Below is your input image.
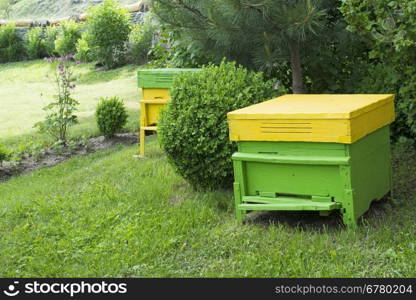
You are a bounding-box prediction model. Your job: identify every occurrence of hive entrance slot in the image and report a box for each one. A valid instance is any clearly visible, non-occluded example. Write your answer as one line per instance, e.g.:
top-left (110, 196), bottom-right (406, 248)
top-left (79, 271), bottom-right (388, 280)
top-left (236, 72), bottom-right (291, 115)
top-left (277, 193), bottom-right (312, 200)
top-left (257, 191), bottom-right (312, 200)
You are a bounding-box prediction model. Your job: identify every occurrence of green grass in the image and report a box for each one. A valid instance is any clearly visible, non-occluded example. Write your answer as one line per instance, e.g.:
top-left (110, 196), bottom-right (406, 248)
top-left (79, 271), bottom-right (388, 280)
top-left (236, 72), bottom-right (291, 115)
top-left (4, 0), bottom-right (138, 21)
top-left (0, 139), bottom-right (415, 277)
top-left (0, 60), bottom-right (140, 154)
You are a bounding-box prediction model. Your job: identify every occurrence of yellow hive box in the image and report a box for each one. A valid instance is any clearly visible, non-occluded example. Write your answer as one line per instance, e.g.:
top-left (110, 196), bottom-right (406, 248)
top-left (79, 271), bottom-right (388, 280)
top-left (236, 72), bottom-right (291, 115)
top-left (137, 69), bottom-right (201, 156)
top-left (228, 94), bottom-right (395, 144)
top-left (140, 88), bottom-right (170, 127)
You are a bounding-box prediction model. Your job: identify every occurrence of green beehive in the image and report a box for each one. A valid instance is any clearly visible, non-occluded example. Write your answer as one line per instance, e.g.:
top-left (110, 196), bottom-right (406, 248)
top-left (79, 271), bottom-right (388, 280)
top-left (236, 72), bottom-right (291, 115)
top-left (227, 94), bottom-right (395, 228)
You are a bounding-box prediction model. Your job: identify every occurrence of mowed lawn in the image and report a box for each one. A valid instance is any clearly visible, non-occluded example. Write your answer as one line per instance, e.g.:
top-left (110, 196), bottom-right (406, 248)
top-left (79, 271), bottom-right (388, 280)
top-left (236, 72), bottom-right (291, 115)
top-left (0, 140), bottom-right (415, 277)
top-left (0, 60), bottom-right (141, 152)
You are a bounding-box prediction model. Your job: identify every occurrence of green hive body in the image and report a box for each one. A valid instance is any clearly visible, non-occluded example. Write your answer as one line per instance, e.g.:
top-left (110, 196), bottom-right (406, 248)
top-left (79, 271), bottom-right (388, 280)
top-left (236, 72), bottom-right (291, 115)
top-left (137, 68), bottom-right (202, 89)
top-left (232, 126), bottom-right (392, 228)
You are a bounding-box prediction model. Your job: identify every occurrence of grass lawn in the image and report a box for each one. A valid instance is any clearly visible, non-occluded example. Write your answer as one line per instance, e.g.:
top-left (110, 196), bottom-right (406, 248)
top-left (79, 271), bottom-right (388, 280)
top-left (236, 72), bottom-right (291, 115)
top-left (0, 139), bottom-right (415, 277)
top-left (0, 59), bottom-right (415, 277)
top-left (6, 0), bottom-right (138, 21)
top-left (0, 60), bottom-right (140, 154)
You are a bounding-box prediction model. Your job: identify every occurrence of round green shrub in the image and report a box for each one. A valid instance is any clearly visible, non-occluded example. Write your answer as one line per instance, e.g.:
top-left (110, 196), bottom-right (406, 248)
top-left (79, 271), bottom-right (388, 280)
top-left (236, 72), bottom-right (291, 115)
top-left (95, 97), bottom-right (128, 137)
top-left (158, 61), bottom-right (277, 190)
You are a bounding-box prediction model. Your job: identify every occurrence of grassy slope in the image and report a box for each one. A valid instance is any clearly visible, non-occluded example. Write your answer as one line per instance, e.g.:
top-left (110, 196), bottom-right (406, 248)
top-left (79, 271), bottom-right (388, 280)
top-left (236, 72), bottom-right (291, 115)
top-left (6, 0), bottom-right (138, 20)
top-left (0, 60), bottom-right (140, 153)
top-left (0, 140), bottom-right (415, 277)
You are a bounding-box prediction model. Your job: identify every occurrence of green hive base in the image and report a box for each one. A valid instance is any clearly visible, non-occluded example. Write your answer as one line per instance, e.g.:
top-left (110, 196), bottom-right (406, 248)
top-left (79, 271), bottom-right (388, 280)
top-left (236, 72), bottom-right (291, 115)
top-left (232, 126), bottom-right (392, 229)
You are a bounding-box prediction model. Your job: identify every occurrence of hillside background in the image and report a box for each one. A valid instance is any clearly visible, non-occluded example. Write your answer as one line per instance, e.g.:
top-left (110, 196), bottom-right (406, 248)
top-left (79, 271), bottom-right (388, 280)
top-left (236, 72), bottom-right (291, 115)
top-left (3, 0), bottom-right (138, 20)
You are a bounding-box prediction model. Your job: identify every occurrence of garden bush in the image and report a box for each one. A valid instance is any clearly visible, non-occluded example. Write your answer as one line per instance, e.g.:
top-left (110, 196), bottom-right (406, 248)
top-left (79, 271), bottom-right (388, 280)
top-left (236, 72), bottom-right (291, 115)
top-left (341, 0), bottom-right (416, 140)
top-left (355, 63), bottom-right (416, 141)
top-left (55, 20), bottom-right (81, 56)
top-left (44, 26), bottom-right (58, 57)
top-left (75, 33), bottom-right (93, 62)
top-left (128, 15), bottom-right (155, 64)
top-left (0, 23), bottom-right (23, 63)
top-left (158, 61), bottom-right (277, 190)
top-left (95, 97), bottom-right (128, 138)
top-left (26, 27), bottom-right (46, 59)
top-left (84, 0), bottom-right (131, 69)
top-left (0, 144), bottom-right (10, 161)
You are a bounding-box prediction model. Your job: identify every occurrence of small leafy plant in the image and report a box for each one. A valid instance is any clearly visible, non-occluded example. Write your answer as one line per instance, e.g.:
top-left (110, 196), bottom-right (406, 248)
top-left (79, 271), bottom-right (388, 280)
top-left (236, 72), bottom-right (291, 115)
top-left (75, 33), bottom-right (93, 63)
top-left (0, 23), bottom-right (23, 63)
top-left (128, 14), bottom-right (155, 64)
top-left (55, 20), bottom-right (81, 56)
top-left (35, 55), bottom-right (79, 146)
top-left (0, 144), bottom-right (10, 162)
top-left (26, 27), bottom-right (46, 59)
top-left (44, 26), bottom-right (59, 57)
top-left (95, 97), bottom-right (128, 138)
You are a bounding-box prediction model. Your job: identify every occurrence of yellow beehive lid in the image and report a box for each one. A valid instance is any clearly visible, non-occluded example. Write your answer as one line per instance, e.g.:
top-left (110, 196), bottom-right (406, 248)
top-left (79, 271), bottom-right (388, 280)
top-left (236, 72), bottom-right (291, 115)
top-left (228, 94), bottom-right (395, 144)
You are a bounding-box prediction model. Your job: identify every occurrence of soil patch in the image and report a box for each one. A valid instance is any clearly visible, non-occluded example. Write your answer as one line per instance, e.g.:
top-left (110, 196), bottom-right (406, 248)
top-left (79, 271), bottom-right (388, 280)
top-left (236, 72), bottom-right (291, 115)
top-left (0, 133), bottom-right (138, 181)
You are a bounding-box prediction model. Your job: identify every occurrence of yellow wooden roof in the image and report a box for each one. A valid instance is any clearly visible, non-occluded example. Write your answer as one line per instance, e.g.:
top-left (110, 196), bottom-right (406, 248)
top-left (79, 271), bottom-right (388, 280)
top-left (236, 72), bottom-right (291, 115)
top-left (228, 94), bottom-right (395, 120)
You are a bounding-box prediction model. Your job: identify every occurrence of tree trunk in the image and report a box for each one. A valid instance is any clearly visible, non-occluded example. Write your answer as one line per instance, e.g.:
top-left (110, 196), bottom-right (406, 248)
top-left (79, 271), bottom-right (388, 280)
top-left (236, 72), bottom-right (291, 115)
top-left (288, 40), bottom-right (306, 94)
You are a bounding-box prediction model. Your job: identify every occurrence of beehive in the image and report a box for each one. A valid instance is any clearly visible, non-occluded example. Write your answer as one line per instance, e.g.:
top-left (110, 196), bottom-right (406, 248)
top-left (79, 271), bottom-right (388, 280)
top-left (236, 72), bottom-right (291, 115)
top-left (137, 68), bottom-right (201, 156)
top-left (228, 94), bottom-right (395, 228)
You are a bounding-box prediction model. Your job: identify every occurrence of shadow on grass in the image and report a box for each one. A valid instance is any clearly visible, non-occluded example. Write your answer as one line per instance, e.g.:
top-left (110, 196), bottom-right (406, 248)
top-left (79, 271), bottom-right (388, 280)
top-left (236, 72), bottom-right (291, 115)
top-left (249, 210), bottom-right (345, 232)
top-left (75, 64), bottom-right (140, 85)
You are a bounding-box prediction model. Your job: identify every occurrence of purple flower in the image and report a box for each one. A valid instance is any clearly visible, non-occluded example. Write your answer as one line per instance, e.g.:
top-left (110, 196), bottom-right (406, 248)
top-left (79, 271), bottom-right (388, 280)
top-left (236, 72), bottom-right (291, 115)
top-left (44, 57), bottom-right (55, 63)
top-left (69, 84), bottom-right (76, 89)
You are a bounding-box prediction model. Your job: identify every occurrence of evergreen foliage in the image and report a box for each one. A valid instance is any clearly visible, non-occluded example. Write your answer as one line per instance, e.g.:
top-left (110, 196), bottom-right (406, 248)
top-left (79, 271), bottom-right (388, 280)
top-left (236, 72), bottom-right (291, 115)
top-left (152, 0), bottom-right (325, 93)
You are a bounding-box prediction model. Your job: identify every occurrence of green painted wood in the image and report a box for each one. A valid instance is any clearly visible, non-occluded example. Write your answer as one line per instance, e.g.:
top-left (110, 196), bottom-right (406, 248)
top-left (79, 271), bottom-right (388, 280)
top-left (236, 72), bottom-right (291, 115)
top-left (239, 200), bottom-right (341, 211)
top-left (232, 152), bottom-right (350, 165)
top-left (238, 141), bottom-right (347, 157)
top-left (137, 68), bottom-right (202, 88)
top-left (232, 126), bottom-right (392, 229)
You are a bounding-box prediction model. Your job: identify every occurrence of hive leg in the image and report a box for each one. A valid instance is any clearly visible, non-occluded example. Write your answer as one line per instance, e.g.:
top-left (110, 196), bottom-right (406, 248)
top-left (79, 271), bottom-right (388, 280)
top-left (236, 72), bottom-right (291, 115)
top-left (139, 128), bottom-right (145, 157)
top-left (342, 208), bottom-right (358, 230)
top-left (342, 190), bottom-right (358, 230)
top-left (234, 182), bottom-right (246, 223)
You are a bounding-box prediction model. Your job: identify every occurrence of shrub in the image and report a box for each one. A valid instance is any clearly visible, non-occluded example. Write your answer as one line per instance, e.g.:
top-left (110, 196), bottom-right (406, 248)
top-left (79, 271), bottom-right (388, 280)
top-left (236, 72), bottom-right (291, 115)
top-left (95, 97), bottom-right (128, 137)
top-left (356, 63), bottom-right (416, 141)
top-left (44, 26), bottom-right (59, 57)
top-left (55, 20), bottom-right (81, 56)
top-left (158, 61), bottom-right (278, 190)
top-left (128, 16), bottom-right (155, 64)
top-left (85, 0), bottom-right (131, 69)
top-left (26, 27), bottom-right (46, 59)
top-left (35, 56), bottom-right (79, 145)
top-left (0, 144), bottom-right (10, 161)
top-left (75, 33), bottom-right (93, 62)
top-left (0, 23), bottom-right (23, 63)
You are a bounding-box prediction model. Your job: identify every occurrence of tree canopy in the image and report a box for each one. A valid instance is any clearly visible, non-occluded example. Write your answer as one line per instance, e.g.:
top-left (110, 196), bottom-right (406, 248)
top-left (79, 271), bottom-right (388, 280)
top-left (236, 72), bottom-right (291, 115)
top-left (152, 0), bottom-right (325, 93)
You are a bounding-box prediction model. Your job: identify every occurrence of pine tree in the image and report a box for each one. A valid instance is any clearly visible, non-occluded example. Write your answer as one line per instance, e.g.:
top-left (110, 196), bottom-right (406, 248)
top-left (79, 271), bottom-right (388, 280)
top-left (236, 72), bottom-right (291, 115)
top-left (151, 0), bottom-right (325, 93)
